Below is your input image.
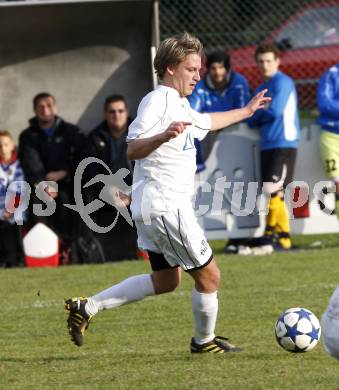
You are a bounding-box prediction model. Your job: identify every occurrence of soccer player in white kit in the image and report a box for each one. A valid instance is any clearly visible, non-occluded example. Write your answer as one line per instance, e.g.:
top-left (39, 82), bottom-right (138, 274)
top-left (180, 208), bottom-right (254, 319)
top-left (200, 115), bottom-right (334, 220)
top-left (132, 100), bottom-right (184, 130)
top-left (65, 32), bottom-right (270, 353)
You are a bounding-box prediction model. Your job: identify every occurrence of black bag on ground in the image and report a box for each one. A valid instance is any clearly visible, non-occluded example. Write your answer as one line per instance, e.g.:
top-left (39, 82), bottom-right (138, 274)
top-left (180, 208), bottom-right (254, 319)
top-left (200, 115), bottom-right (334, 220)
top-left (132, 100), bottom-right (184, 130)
top-left (71, 222), bottom-right (106, 264)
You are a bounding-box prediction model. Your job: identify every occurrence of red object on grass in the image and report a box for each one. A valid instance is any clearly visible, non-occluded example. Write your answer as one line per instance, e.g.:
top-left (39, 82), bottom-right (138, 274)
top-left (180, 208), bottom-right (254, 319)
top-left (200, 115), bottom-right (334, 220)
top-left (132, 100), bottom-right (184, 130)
top-left (25, 251), bottom-right (59, 267)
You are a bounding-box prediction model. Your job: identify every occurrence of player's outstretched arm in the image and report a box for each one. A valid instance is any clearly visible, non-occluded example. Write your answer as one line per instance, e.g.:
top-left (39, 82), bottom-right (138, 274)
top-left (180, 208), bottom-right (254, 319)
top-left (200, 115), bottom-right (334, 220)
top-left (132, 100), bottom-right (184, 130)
top-left (210, 89), bottom-right (271, 131)
top-left (127, 121), bottom-right (191, 160)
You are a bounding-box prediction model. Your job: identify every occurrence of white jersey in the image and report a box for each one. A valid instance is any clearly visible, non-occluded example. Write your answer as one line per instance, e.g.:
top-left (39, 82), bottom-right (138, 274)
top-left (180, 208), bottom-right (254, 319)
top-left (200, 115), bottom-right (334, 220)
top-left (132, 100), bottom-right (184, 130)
top-left (127, 85), bottom-right (211, 222)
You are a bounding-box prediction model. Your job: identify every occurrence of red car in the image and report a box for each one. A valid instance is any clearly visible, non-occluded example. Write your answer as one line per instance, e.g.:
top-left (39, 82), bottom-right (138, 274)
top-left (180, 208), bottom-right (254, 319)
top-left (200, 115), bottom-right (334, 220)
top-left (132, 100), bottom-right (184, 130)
top-left (229, 1), bottom-right (339, 110)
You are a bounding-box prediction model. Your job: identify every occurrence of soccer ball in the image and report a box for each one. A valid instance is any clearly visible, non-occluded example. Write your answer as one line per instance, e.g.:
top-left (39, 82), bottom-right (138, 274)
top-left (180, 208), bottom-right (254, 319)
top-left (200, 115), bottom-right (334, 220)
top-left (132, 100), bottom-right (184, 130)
top-left (275, 307), bottom-right (321, 353)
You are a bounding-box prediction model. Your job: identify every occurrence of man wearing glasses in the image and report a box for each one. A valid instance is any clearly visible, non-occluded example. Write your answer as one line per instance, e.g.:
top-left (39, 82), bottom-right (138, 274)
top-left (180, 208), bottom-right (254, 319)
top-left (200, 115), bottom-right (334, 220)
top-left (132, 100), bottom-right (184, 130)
top-left (85, 94), bottom-right (137, 260)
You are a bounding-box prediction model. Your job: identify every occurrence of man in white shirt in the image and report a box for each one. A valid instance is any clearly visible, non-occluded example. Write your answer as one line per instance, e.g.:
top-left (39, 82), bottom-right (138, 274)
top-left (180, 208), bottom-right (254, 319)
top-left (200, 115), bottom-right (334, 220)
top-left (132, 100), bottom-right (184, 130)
top-left (65, 32), bottom-right (270, 353)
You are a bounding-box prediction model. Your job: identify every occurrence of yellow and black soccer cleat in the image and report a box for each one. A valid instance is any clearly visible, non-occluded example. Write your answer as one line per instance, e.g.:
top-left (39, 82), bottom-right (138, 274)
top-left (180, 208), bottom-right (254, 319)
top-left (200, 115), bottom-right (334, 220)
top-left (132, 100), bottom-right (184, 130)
top-left (190, 336), bottom-right (243, 354)
top-left (65, 297), bottom-right (92, 347)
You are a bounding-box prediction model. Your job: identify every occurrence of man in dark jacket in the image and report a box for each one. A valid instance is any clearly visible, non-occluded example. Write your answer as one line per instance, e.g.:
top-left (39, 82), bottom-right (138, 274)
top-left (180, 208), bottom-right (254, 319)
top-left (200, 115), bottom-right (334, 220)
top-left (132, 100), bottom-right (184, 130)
top-left (86, 94), bottom-right (137, 261)
top-left (19, 92), bottom-right (83, 261)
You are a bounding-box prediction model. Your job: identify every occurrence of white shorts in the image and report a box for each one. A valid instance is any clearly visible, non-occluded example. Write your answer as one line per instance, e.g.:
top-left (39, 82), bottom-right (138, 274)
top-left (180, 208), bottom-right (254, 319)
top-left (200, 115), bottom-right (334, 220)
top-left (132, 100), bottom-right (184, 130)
top-left (135, 207), bottom-right (213, 272)
top-left (322, 286), bottom-right (339, 360)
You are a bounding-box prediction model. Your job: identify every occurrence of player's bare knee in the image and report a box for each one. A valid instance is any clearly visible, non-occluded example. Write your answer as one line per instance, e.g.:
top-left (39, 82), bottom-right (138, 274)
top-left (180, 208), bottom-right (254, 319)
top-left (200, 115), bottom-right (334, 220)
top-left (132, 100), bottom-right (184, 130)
top-left (161, 279), bottom-right (180, 294)
top-left (200, 274), bottom-right (220, 292)
top-left (151, 269), bottom-right (181, 294)
top-left (195, 280), bottom-right (218, 293)
top-left (212, 267), bottom-right (221, 288)
top-left (153, 279), bottom-right (179, 294)
top-left (206, 267), bottom-right (220, 289)
top-left (193, 264), bottom-right (220, 293)
top-left (190, 258), bottom-right (220, 291)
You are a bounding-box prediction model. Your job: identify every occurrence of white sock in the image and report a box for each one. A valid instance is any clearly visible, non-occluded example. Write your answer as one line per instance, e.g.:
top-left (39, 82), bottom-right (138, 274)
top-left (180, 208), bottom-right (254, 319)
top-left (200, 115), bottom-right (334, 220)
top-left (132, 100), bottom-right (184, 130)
top-left (191, 287), bottom-right (218, 345)
top-left (85, 274), bottom-right (155, 316)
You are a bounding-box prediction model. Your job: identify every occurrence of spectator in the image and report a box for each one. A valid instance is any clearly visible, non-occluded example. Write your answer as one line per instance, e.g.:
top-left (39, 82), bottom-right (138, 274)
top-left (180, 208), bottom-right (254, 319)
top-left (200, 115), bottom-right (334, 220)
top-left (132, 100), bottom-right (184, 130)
top-left (18, 92), bottom-right (83, 263)
top-left (188, 50), bottom-right (250, 172)
top-left (248, 44), bottom-right (300, 252)
top-left (317, 64), bottom-right (339, 221)
top-left (85, 94), bottom-right (137, 261)
top-left (0, 130), bottom-right (25, 267)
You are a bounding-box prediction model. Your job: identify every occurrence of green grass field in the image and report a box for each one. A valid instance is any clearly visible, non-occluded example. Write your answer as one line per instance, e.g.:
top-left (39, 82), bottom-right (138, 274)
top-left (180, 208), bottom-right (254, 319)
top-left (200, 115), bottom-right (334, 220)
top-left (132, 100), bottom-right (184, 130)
top-left (1, 235), bottom-right (339, 389)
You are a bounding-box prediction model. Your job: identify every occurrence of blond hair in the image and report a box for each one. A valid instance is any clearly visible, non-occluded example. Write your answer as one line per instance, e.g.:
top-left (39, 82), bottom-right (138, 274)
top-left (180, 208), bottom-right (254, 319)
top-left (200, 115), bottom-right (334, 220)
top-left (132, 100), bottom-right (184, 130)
top-left (0, 130), bottom-right (13, 140)
top-left (154, 32), bottom-right (203, 79)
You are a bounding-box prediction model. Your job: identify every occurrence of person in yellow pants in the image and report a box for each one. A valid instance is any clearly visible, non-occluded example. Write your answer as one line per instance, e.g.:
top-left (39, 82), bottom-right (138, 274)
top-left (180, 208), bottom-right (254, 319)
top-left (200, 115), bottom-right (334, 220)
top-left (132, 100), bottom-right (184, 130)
top-left (319, 131), bottom-right (339, 218)
top-left (317, 64), bottom-right (339, 220)
top-left (261, 150), bottom-right (296, 250)
top-left (248, 43), bottom-right (300, 252)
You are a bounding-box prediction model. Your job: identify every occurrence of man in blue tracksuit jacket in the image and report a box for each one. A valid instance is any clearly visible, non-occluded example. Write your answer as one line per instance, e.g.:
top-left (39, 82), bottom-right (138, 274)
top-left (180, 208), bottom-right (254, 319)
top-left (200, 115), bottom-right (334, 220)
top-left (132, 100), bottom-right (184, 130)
top-left (188, 50), bottom-right (250, 172)
top-left (248, 43), bottom-right (300, 251)
top-left (317, 64), bottom-right (339, 220)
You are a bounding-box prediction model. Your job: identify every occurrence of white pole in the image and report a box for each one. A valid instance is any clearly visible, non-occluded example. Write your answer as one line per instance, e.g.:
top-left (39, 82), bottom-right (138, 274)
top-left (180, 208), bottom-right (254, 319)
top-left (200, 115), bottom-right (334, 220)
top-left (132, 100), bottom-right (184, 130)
top-left (151, 0), bottom-right (160, 88)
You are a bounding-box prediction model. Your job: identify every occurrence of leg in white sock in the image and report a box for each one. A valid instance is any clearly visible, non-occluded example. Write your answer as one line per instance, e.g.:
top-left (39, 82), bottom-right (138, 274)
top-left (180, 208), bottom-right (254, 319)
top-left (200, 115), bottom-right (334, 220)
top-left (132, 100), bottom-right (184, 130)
top-left (85, 274), bottom-right (155, 316)
top-left (191, 287), bottom-right (218, 345)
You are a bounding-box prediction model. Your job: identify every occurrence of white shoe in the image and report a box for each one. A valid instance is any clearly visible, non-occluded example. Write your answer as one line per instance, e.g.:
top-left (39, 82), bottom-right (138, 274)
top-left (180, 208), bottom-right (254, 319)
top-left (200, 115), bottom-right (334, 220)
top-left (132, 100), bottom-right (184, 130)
top-left (251, 245), bottom-right (274, 256)
top-left (237, 246), bottom-right (253, 256)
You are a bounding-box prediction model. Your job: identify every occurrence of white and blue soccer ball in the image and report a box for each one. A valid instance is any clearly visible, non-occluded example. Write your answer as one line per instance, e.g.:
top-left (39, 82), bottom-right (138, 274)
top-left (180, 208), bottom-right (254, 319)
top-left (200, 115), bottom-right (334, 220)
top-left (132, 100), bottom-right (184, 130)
top-left (275, 307), bottom-right (321, 353)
